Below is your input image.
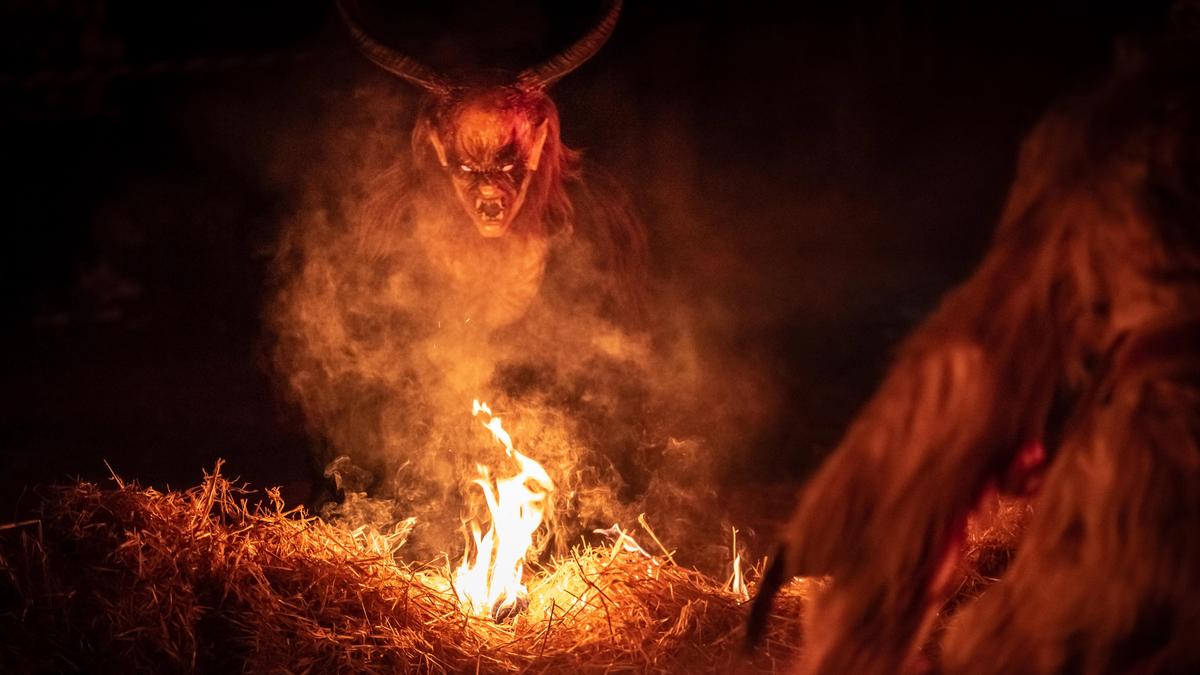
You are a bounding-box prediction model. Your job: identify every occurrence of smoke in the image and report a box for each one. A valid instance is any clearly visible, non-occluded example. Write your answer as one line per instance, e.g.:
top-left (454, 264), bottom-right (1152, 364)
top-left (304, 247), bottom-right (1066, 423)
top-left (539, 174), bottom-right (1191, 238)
top-left (256, 3), bottom-right (1050, 575)
top-left (246, 1), bottom-right (1082, 575)
top-left (255, 1), bottom-right (1042, 574)
top-left (263, 75), bottom-right (780, 571)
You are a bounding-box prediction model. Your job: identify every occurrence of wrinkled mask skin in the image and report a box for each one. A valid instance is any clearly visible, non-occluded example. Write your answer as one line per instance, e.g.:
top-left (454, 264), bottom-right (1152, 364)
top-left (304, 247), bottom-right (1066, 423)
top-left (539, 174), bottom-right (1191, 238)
top-left (425, 90), bottom-right (550, 238)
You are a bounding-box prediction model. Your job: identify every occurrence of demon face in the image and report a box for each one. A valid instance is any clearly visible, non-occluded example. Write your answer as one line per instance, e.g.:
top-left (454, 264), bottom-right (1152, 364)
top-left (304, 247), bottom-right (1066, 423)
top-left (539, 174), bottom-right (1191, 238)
top-left (425, 90), bottom-right (550, 238)
top-left (338, 0), bottom-right (621, 238)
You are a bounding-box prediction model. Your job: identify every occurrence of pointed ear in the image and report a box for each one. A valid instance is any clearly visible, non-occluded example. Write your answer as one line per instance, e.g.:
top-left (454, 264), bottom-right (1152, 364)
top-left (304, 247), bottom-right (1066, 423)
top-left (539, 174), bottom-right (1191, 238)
top-left (426, 126), bottom-right (449, 167)
top-left (526, 120), bottom-right (550, 172)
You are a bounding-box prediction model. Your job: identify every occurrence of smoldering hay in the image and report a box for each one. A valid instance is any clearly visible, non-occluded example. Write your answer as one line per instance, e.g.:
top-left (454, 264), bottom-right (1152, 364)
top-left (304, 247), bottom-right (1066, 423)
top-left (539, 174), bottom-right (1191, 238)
top-left (0, 462), bottom-right (1022, 673)
top-left (0, 463), bottom-right (808, 673)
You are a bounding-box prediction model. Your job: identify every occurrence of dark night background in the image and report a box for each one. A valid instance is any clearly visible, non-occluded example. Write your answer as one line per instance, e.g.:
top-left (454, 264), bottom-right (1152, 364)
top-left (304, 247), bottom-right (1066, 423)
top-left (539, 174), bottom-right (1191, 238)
top-left (0, 1), bottom-right (1174, 530)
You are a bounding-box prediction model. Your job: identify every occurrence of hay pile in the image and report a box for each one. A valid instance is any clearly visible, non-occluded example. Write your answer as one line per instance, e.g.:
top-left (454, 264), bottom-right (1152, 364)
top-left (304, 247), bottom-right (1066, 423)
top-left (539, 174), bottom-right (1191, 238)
top-left (955, 496), bottom-right (1032, 606)
top-left (0, 463), bottom-right (807, 673)
top-left (919, 494), bottom-right (1032, 663)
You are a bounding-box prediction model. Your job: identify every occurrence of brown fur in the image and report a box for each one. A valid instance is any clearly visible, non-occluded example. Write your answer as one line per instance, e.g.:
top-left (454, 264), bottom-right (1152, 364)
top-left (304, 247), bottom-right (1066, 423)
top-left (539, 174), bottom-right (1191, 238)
top-left (763, 45), bottom-right (1200, 674)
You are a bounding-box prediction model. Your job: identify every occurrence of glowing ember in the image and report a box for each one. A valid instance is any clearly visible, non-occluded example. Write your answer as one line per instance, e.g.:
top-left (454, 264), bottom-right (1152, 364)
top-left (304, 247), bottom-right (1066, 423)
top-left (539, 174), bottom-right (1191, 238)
top-left (454, 400), bottom-right (555, 620)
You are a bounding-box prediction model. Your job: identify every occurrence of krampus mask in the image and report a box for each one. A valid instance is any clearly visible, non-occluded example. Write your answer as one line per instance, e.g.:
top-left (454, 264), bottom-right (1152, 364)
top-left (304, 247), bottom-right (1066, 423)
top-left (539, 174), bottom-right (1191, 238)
top-left (337, 0), bottom-right (621, 238)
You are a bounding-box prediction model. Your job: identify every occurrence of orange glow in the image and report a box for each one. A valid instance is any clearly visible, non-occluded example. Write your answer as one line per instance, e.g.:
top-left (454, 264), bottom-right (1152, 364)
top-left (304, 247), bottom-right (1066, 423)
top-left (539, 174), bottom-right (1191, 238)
top-left (454, 400), bottom-right (555, 619)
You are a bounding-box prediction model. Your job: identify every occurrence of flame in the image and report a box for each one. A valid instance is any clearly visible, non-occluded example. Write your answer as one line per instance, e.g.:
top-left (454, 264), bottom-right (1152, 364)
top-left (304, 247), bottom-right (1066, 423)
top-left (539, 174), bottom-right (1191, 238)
top-left (454, 400), bottom-right (555, 620)
top-left (724, 526), bottom-right (749, 601)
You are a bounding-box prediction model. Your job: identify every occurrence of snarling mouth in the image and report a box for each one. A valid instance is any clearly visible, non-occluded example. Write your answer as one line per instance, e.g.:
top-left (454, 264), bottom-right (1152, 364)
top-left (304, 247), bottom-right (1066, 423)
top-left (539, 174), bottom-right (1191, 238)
top-left (475, 197), bottom-right (506, 223)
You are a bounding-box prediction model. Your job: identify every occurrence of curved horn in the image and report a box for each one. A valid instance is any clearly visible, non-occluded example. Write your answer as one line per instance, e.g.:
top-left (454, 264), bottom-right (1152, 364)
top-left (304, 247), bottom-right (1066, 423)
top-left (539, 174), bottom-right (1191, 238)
top-left (336, 0), bottom-right (452, 96)
top-left (518, 0), bottom-right (622, 90)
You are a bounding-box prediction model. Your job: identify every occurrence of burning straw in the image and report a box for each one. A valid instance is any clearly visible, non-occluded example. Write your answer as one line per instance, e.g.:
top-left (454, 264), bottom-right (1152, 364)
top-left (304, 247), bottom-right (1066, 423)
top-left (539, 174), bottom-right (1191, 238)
top-left (0, 462), bottom-right (807, 673)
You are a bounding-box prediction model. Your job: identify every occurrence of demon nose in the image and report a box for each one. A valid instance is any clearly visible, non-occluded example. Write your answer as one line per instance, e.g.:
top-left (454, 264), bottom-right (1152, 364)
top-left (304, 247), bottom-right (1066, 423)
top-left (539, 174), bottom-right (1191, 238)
top-left (479, 184), bottom-right (499, 198)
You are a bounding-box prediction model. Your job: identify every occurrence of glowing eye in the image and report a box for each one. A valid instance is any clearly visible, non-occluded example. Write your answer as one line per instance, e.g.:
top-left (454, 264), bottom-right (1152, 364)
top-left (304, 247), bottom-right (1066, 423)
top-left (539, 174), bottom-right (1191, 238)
top-left (459, 164), bottom-right (473, 173)
top-left (501, 164), bottom-right (514, 172)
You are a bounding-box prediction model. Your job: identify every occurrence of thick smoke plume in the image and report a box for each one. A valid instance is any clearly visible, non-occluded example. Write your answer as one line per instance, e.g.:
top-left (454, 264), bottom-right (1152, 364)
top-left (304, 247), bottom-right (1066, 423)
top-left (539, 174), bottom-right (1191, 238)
top-left (266, 79), bottom-right (777, 569)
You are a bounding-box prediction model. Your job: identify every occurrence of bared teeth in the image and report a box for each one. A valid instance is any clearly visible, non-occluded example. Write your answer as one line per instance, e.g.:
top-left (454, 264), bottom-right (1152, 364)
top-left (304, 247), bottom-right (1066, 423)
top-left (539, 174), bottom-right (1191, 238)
top-left (476, 197), bottom-right (505, 221)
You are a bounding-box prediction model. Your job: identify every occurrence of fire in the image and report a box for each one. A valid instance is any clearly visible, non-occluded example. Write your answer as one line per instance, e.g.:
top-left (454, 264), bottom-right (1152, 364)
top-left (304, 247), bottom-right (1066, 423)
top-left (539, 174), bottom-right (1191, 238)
top-left (724, 526), bottom-right (749, 601)
top-left (454, 400), bottom-right (555, 620)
